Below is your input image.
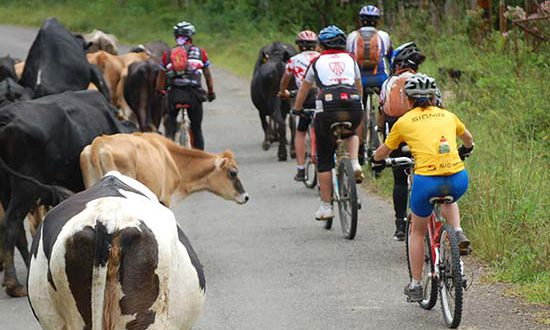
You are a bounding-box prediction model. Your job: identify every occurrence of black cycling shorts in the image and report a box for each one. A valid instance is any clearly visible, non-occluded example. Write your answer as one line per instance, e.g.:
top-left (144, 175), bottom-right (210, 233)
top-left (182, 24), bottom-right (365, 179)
top-left (297, 98), bottom-right (316, 132)
top-left (314, 109), bottom-right (363, 172)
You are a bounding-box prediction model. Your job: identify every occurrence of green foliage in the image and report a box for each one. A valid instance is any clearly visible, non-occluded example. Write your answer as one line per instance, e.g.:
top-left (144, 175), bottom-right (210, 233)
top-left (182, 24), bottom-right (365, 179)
top-left (0, 0), bottom-right (548, 305)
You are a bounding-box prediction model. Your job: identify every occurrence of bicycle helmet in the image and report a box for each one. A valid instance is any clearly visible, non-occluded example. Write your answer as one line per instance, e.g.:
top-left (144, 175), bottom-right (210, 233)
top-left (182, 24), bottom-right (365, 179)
top-left (391, 42), bottom-right (423, 71)
top-left (404, 73), bottom-right (438, 98)
top-left (173, 21), bottom-right (196, 38)
top-left (318, 25), bottom-right (347, 49)
top-left (359, 5), bottom-right (381, 19)
top-left (296, 30), bottom-right (318, 49)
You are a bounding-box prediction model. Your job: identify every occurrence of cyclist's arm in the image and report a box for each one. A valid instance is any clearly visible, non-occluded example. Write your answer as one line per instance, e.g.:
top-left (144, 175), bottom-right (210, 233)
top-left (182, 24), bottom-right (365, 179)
top-left (459, 129), bottom-right (474, 148)
top-left (294, 80), bottom-right (313, 110)
top-left (203, 66), bottom-right (214, 94)
top-left (373, 144), bottom-right (392, 161)
top-left (279, 71), bottom-right (292, 96)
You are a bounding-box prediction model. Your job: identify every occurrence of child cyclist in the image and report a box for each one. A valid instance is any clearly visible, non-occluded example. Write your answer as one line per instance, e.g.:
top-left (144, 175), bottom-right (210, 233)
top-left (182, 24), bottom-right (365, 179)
top-left (371, 74), bottom-right (474, 302)
top-left (279, 30), bottom-right (320, 181)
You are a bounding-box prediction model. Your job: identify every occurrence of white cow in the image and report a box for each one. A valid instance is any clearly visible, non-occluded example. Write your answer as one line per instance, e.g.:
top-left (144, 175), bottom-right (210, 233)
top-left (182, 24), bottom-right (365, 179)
top-left (28, 171), bottom-right (205, 329)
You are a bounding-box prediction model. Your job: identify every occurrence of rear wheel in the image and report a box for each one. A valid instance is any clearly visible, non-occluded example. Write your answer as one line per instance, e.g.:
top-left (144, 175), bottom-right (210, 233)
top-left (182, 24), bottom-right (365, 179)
top-left (439, 224), bottom-right (463, 328)
top-left (337, 159), bottom-right (358, 239)
top-left (365, 94), bottom-right (381, 157)
top-left (288, 114), bottom-right (296, 159)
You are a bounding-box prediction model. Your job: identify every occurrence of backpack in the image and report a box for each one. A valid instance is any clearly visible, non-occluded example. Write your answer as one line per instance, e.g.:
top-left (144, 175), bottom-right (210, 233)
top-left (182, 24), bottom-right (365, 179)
top-left (383, 72), bottom-right (412, 118)
top-left (166, 46), bottom-right (189, 77)
top-left (356, 29), bottom-right (380, 73)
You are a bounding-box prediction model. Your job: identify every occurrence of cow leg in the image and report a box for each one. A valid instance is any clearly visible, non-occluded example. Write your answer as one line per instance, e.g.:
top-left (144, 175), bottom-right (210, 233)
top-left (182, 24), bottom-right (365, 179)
top-left (15, 220), bottom-right (30, 269)
top-left (259, 113), bottom-right (271, 151)
top-left (1, 193), bottom-right (35, 297)
top-left (273, 110), bottom-right (287, 161)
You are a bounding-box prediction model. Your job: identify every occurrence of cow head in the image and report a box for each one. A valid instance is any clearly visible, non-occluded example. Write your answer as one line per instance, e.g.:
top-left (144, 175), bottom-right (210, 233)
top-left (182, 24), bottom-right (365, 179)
top-left (0, 56), bottom-right (17, 82)
top-left (205, 150), bottom-right (249, 204)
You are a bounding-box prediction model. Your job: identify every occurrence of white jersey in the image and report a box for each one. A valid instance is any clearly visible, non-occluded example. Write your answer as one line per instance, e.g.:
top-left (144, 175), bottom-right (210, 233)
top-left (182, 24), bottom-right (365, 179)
top-left (285, 50), bottom-right (319, 89)
top-left (304, 51), bottom-right (361, 87)
top-left (346, 27), bottom-right (392, 75)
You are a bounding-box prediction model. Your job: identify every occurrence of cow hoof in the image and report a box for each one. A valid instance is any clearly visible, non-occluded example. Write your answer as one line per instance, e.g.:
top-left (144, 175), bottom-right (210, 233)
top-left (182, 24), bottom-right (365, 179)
top-left (5, 284), bottom-right (27, 297)
top-left (262, 141), bottom-right (271, 151)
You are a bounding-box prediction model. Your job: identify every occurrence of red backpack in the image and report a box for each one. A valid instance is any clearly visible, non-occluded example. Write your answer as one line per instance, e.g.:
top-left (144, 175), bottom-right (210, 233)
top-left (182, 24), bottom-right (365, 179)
top-left (356, 29), bottom-right (380, 73)
top-left (166, 46), bottom-right (189, 77)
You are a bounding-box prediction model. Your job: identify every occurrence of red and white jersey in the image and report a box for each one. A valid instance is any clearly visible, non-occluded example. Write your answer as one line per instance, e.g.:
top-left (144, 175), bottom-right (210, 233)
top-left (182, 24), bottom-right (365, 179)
top-left (285, 50), bottom-right (319, 88)
top-left (304, 50), bottom-right (361, 88)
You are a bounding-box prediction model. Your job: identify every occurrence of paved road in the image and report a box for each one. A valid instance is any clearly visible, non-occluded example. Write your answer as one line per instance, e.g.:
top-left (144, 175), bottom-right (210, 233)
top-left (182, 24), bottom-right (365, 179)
top-left (0, 25), bottom-right (545, 330)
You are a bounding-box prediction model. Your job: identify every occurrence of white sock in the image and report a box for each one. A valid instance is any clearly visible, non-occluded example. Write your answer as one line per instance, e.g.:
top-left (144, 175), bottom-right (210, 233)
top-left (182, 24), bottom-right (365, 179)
top-left (297, 165), bottom-right (305, 170)
top-left (456, 227), bottom-right (463, 232)
top-left (351, 159), bottom-right (361, 170)
top-left (321, 202), bottom-right (332, 209)
top-left (411, 280), bottom-right (422, 288)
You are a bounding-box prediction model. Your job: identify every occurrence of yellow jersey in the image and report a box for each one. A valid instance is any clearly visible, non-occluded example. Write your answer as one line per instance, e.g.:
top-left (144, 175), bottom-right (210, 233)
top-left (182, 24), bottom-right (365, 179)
top-left (385, 106), bottom-right (466, 176)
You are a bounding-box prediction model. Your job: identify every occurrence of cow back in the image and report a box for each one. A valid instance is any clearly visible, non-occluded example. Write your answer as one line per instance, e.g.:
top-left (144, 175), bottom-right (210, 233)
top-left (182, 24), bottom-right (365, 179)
top-left (0, 90), bottom-right (127, 192)
top-left (21, 18), bottom-right (91, 97)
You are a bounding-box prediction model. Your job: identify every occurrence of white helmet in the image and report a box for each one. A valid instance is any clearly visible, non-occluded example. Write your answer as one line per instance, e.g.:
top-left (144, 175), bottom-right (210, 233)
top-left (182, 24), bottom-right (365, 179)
top-left (405, 73), bottom-right (438, 98)
top-left (173, 21), bottom-right (196, 38)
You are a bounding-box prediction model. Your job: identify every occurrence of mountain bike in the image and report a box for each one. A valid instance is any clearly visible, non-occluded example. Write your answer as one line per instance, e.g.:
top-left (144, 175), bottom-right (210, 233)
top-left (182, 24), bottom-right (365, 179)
top-left (386, 157), bottom-right (467, 329)
top-left (175, 103), bottom-right (193, 148)
top-left (363, 87), bottom-right (382, 160)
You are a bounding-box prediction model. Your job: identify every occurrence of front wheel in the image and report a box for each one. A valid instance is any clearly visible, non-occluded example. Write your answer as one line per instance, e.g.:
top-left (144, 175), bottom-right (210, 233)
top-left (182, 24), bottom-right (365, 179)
top-left (303, 131), bottom-right (317, 189)
top-left (336, 159), bottom-right (358, 239)
top-left (438, 224), bottom-right (464, 328)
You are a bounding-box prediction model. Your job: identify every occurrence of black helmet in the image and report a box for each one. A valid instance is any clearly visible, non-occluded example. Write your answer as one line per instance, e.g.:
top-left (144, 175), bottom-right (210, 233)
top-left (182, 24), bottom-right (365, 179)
top-left (173, 21), bottom-right (196, 38)
top-left (319, 25), bottom-right (347, 49)
top-left (391, 42), bottom-right (424, 71)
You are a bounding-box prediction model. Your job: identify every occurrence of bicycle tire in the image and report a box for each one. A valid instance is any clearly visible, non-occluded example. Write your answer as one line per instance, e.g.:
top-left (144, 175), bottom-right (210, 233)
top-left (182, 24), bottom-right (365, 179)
top-left (289, 114), bottom-right (296, 159)
top-left (324, 218), bottom-right (333, 230)
top-left (405, 215), bottom-right (412, 279)
top-left (337, 158), bottom-right (358, 239)
top-left (438, 224), bottom-right (463, 328)
top-left (303, 131), bottom-right (317, 188)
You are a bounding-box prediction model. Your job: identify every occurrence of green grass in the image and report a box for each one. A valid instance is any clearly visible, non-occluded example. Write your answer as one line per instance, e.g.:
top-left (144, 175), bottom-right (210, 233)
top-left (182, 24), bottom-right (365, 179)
top-left (1, 0), bottom-right (548, 305)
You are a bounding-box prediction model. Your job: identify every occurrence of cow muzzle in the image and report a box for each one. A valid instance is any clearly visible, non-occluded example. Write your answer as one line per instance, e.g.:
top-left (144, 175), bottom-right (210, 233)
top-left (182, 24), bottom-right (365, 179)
top-left (236, 192), bottom-right (249, 204)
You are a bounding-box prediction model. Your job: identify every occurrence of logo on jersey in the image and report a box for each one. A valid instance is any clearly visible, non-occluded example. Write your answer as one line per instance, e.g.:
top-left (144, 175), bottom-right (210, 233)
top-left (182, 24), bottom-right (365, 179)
top-left (329, 62), bottom-right (345, 76)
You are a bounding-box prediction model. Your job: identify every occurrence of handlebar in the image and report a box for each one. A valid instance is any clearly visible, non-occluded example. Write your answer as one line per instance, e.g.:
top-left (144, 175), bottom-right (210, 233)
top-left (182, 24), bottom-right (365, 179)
top-left (384, 157), bottom-right (414, 167)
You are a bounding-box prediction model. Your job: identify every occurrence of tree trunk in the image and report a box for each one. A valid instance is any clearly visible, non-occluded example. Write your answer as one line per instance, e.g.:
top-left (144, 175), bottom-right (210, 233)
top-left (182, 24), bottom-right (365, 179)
top-left (499, 0), bottom-right (507, 33)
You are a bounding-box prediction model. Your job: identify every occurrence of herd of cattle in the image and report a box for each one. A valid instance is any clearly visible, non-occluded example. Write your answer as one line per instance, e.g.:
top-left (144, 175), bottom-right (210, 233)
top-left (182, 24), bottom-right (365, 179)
top-left (0, 18), bottom-right (248, 329)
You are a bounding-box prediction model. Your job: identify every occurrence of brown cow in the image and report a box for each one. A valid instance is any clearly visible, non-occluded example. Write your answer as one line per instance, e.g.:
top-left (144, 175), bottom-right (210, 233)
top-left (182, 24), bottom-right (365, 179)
top-left (86, 51), bottom-right (124, 105)
top-left (80, 133), bottom-right (249, 206)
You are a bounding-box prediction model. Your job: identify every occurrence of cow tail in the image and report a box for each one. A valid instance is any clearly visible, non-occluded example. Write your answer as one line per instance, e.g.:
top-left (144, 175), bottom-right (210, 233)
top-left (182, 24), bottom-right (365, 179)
top-left (89, 64), bottom-right (111, 102)
top-left (102, 231), bottom-right (122, 330)
top-left (0, 154), bottom-right (73, 205)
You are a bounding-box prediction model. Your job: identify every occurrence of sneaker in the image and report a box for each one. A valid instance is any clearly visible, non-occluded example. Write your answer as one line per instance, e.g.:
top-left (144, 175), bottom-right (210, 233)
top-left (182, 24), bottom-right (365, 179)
top-left (315, 203), bottom-right (334, 221)
top-left (456, 230), bottom-right (471, 255)
top-left (404, 283), bottom-right (424, 302)
top-left (393, 218), bottom-right (406, 241)
top-left (294, 168), bottom-right (305, 182)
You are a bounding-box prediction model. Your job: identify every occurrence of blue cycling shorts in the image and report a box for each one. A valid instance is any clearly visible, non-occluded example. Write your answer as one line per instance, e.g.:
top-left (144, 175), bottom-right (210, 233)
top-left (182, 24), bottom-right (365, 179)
top-left (361, 73), bottom-right (388, 89)
top-left (410, 170), bottom-right (469, 217)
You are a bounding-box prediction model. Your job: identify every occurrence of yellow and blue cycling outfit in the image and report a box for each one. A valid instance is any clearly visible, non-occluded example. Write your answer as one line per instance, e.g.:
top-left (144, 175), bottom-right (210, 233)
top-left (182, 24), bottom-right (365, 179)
top-left (384, 105), bottom-right (468, 217)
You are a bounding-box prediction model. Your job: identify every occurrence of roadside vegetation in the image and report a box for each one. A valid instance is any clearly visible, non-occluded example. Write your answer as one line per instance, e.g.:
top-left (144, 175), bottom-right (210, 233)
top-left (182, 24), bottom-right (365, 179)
top-left (0, 0), bottom-right (548, 305)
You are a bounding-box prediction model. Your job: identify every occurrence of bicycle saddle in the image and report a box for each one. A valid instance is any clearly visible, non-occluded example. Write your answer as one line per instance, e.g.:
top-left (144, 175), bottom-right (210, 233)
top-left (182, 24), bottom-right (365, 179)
top-left (330, 122), bottom-right (353, 130)
top-left (429, 196), bottom-right (454, 205)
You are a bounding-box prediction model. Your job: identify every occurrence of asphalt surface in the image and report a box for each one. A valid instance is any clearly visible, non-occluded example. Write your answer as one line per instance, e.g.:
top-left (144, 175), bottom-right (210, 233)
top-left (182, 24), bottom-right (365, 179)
top-left (0, 25), bottom-right (546, 330)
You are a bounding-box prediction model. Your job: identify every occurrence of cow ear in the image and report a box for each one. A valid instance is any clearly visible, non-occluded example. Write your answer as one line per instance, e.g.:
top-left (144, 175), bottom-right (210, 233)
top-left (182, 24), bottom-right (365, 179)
top-left (215, 157), bottom-right (228, 170)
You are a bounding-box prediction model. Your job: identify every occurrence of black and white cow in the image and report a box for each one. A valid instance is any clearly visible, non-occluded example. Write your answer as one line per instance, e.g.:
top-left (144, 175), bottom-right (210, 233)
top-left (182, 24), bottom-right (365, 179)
top-left (28, 171), bottom-right (206, 329)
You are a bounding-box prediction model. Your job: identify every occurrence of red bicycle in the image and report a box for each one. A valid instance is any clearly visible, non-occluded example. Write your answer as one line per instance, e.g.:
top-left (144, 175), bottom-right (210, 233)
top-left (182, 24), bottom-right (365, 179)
top-left (385, 157), bottom-right (468, 329)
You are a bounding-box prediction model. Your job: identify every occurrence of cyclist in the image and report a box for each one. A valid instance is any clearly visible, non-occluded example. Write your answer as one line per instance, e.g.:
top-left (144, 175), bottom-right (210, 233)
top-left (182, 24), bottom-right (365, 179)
top-left (371, 74), bottom-right (474, 302)
top-left (157, 21), bottom-right (215, 150)
top-left (378, 42), bottom-right (426, 241)
top-left (346, 4), bottom-right (392, 163)
top-left (293, 25), bottom-right (363, 220)
top-left (279, 30), bottom-right (320, 182)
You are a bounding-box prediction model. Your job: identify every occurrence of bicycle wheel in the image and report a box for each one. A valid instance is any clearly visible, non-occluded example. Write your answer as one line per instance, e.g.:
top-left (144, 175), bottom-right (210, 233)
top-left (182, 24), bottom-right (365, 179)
top-left (288, 114), bottom-right (296, 159)
top-left (336, 158), bottom-right (358, 239)
top-left (303, 131), bottom-right (317, 188)
top-left (324, 218), bottom-right (333, 230)
top-left (438, 224), bottom-right (463, 328)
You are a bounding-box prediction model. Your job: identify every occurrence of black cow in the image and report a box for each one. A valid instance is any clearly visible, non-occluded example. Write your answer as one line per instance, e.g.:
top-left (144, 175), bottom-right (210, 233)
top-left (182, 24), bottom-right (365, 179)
top-left (0, 90), bottom-right (133, 297)
top-left (250, 42), bottom-right (297, 161)
top-left (20, 18), bottom-right (110, 100)
top-left (123, 60), bottom-right (163, 131)
top-left (0, 56), bottom-right (33, 106)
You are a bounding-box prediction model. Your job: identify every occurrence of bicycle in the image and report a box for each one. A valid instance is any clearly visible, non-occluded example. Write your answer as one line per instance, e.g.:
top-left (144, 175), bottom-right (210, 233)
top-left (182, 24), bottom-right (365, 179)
top-left (297, 109), bottom-right (359, 239)
top-left (385, 157), bottom-right (467, 328)
top-left (174, 103), bottom-right (193, 148)
top-left (363, 87), bottom-right (382, 160)
top-left (288, 91), bottom-right (317, 189)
